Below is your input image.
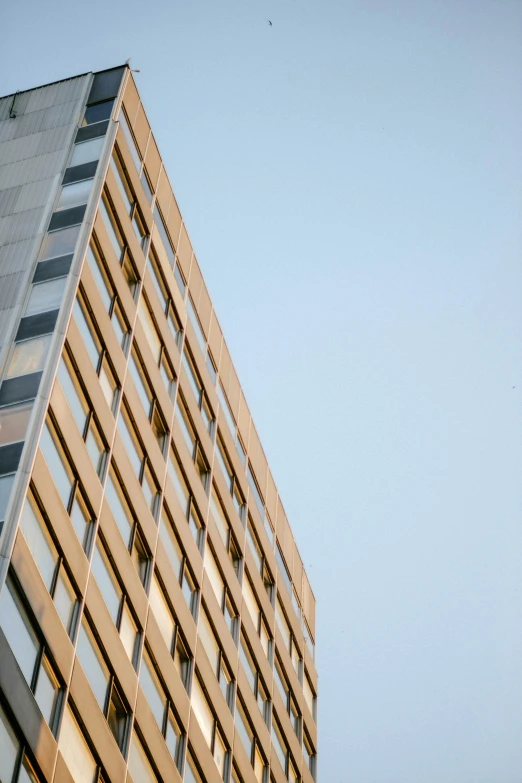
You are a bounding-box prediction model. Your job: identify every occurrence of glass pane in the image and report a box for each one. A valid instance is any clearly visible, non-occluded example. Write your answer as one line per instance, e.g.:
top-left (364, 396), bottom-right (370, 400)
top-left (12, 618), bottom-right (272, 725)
top-left (107, 688), bottom-right (127, 749)
top-left (174, 638), bottom-right (190, 688)
top-left (182, 349), bottom-right (202, 405)
top-left (131, 534), bottom-right (149, 586)
top-left (73, 298), bottom-right (101, 371)
top-left (70, 493), bottom-right (92, 552)
top-left (204, 549), bottom-right (224, 608)
top-left (234, 704), bottom-right (253, 756)
top-left (0, 401), bottom-right (32, 446)
top-left (128, 352), bottom-right (153, 416)
top-left (0, 700), bottom-right (20, 781)
top-left (117, 410), bottom-right (142, 477)
top-left (165, 709), bottom-right (182, 765)
top-left (6, 335), bottom-right (51, 378)
top-left (99, 196), bottom-right (124, 260)
top-left (57, 356), bottom-right (89, 434)
top-left (119, 603), bottom-right (138, 665)
top-left (34, 656), bottom-right (60, 727)
top-left (191, 677), bottom-right (213, 747)
top-left (187, 297), bottom-right (206, 354)
top-left (182, 570), bottom-right (196, 615)
top-left (167, 451), bottom-right (190, 517)
top-left (141, 462), bottom-right (159, 514)
top-left (85, 242), bottom-right (113, 313)
top-left (175, 398), bottom-right (196, 457)
top-left (110, 155), bottom-right (134, 215)
top-left (152, 204), bottom-right (175, 266)
top-left (85, 420), bottom-right (106, 477)
top-left (54, 568), bottom-right (78, 637)
top-left (174, 263), bottom-right (186, 296)
top-left (76, 621), bottom-right (109, 710)
top-left (70, 137), bottom-right (104, 167)
top-left (0, 473), bottom-right (15, 522)
top-left (91, 542), bottom-right (121, 624)
top-left (41, 225), bottom-right (80, 261)
top-left (137, 299), bottom-right (161, 362)
top-left (40, 421), bottom-right (74, 509)
top-left (104, 469), bottom-right (133, 546)
top-left (248, 467), bottom-right (264, 519)
top-left (122, 254), bottom-right (139, 298)
top-left (128, 731), bottom-right (158, 783)
top-left (118, 111), bottom-right (141, 171)
top-left (99, 358), bottom-right (118, 412)
top-left (19, 494), bottom-right (57, 591)
top-left (149, 574), bottom-right (175, 651)
top-left (239, 637), bottom-right (256, 693)
top-left (159, 509), bottom-right (183, 580)
top-left (147, 249), bottom-right (168, 311)
top-left (198, 609), bottom-right (219, 674)
top-left (83, 100), bottom-right (113, 126)
top-left (18, 756), bottom-right (39, 783)
top-left (26, 277), bottom-right (66, 316)
top-left (141, 170), bottom-right (153, 203)
top-left (0, 580), bottom-right (39, 684)
top-left (213, 729), bottom-right (227, 777)
top-left (139, 652), bottom-right (165, 728)
top-left (59, 704), bottom-right (97, 783)
top-left (159, 354), bottom-right (175, 399)
top-left (210, 487), bottom-right (229, 549)
top-left (57, 179), bottom-right (93, 211)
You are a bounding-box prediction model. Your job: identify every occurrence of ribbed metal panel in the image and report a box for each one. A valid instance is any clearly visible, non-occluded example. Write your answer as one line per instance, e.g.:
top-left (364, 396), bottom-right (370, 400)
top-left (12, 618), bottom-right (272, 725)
top-left (0, 207), bottom-right (43, 245)
top-left (0, 93), bottom-right (30, 122)
top-left (0, 133), bottom-right (41, 165)
top-left (0, 150), bottom-right (64, 190)
top-left (0, 272), bottom-right (26, 310)
top-left (0, 238), bottom-right (35, 275)
top-left (0, 99), bottom-right (81, 144)
top-left (0, 186), bottom-right (21, 217)
top-left (14, 177), bottom-right (58, 214)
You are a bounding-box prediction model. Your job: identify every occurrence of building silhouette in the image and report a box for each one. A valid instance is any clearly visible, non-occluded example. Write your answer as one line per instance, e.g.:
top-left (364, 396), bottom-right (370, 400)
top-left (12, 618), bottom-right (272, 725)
top-left (0, 66), bottom-right (317, 783)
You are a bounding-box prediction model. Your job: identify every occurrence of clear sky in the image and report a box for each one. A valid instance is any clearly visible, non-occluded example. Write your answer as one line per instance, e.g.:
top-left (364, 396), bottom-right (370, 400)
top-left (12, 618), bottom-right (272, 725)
top-left (2, 1), bottom-right (522, 780)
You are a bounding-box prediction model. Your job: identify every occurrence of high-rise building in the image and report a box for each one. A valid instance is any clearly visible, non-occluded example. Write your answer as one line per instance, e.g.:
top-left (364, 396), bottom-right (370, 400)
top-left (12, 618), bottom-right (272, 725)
top-left (0, 66), bottom-right (317, 783)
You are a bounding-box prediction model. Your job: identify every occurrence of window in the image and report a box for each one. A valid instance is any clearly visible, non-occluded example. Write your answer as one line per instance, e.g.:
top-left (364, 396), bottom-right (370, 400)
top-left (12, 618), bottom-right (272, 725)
top-left (215, 434), bottom-right (245, 523)
top-left (117, 403), bottom-right (160, 515)
top-left (0, 577), bottom-right (62, 734)
top-left (39, 417), bottom-right (95, 553)
top-left (247, 465), bottom-right (265, 520)
top-left (6, 335), bottom-right (51, 379)
top-left (153, 203), bottom-right (175, 266)
top-left (118, 109), bottom-right (141, 172)
top-left (210, 485), bottom-right (242, 581)
top-left (85, 239), bottom-right (131, 352)
top-left (111, 150), bottom-right (148, 250)
top-left (198, 607), bottom-right (234, 709)
top-left (0, 702), bottom-right (41, 783)
top-left (141, 168), bottom-right (153, 203)
top-left (147, 246), bottom-right (183, 346)
top-left (191, 677), bottom-right (228, 779)
top-left (276, 545), bottom-right (292, 596)
top-left (206, 351), bottom-right (217, 385)
top-left (57, 353), bottom-right (108, 479)
top-left (41, 224), bottom-right (80, 261)
top-left (20, 492), bottom-right (79, 639)
top-left (57, 179), bottom-right (93, 211)
top-left (128, 730), bottom-right (160, 783)
top-left (167, 448), bottom-right (204, 550)
top-left (276, 598), bottom-right (300, 677)
top-left (70, 136), bottom-right (104, 167)
top-left (304, 621), bottom-right (315, 661)
top-left (159, 506), bottom-right (199, 619)
top-left (128, 348), bottom-right (169, 456)
top-left (139, 649), bottom-right (184, 770)
top-left (303, 729), bottom-right (316, 779)
top-left (217, 382), bottom-right (236, 436)
top-left (76, 618), bottom-right (129, 753)
top-left (242, 575), bottom-right (272, 663)
top-left (247, 519), bottom-right (273, 603)
top-left (0, 402), bottom-right (32, 446)
top-left (185, 750), bottom-right (206, 783)
top-left (59, 703), bottom-right (98, 783)
top-left (73, 294), bottom-right (103, 371)
top-left (82, 99), bottom-right (113, 126)
top-left (303, 670), bottom-right (317, 722)
top-left (187, 296), bottom-right (207, 354)
top-left (174, 395), bottom-right (210, 491)
top-left (25, 277), bottom-right (67, 317)
top-left (91, 538), bottom-right (141, 666)
top-left (149, 572), bottom-right (192, 692)
top-left (235, 698), bottom-right (266, 782)
top-left (271, 714), bottom-right (297, 780)
top-left (239, 634), bottom-right (270, 724)
top-left (204, 547), bottom-right (238, 642)
top-left (274, 655), bottom-right (300, 740)
top-left (182, 347), bottom-right (215, 436)
top-left (0, 474), bottom-right (15, 526)
top-left (99, 355), bottom-right (120, 413)
top-left (99, 192), bottom-right (125, 261)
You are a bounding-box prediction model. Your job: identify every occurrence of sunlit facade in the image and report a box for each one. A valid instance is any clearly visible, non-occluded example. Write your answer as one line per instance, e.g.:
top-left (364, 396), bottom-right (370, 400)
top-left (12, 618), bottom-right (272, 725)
top-left (0, 66), bottom-right (317, 783)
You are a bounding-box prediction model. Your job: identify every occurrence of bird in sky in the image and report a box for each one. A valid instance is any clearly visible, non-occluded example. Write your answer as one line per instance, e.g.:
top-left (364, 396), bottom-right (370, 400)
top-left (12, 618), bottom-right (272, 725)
top-left (268, 20), bottom-right (272, 26)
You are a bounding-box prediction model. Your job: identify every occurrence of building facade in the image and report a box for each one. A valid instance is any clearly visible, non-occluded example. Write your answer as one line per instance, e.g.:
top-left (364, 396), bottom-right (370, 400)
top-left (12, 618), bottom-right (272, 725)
top-left (0, 66), bottom-right (317, 783)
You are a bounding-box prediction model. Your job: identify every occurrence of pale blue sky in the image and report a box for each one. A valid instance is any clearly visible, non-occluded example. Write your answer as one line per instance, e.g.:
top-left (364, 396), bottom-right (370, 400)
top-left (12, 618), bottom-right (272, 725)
top-left (2, 1), bottom-right (522, 780)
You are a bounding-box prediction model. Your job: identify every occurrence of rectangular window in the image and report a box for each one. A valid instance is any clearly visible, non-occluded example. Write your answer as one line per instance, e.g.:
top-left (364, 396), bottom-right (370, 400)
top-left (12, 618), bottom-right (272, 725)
top-left (247, 465), bottom-right (265, 519)
top-left (128, 730), bottom-right (159, 783)
top-left (99, 192), bottom-right (125, 261)
top-left (141, 168), bottom-right (153, 203)
top-left (217, 382), bottom-right (236, 436)
top-left (0, 474), bottom-right (15, 526)
top-left (118, 110), bottom-right (142, 172)
top-left (70, 136), bottom-right (104, 167)
top-left (73, 295), bottom-right (102, 371)
top-left (25, 277), bottom-right (66, 317)
top-left (59, 703), bottom-right (98, 783)
top-left (0, 577), bottom-right (62, 735)
top-left (57, 179), bottom-right (93, 211)
top-left (167, 447), bottom-right (204, 550)
top-left (239, 635), bottom-right (269, 724)
top-left (187, 296), bottom-right (207, 354)
top-left (276, 545), bottom-right (292, 596)
top-left (20, 492), bottom-right (79, 639)
top-left (0, 401), bottom-right (32, 446)
top-left (82, 99), bottom-right (113, 126)
top-left (110, 152), bottom-right (134, 215)
top-left (192, 677), bottom-right (228, 778)
top-left (139, 649), bottom-right (184, 770)
top-left (153, 204), bottom-right (175, 266)
top-left (303, 670), bottom-right (317, 721)
top-left (41, 224), bottom-right (80, 262)
top-left (6, 335), bottom-right (51, 379)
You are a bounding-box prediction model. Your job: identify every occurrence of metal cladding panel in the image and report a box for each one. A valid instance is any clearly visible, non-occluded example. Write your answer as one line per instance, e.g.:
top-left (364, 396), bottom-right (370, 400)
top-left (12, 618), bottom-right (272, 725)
top-left (0, 73), bottom-right (91, 363)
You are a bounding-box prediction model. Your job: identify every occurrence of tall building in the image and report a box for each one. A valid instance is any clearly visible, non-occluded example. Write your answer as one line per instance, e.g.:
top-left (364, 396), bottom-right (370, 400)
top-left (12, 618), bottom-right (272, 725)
top-left (0, 66), bottom-right (317, 783)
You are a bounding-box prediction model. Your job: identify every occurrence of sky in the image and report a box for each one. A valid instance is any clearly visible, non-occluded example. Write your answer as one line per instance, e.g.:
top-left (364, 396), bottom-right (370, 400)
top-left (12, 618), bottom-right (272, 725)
top-left (2, 1), bottom-right (522, 780)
